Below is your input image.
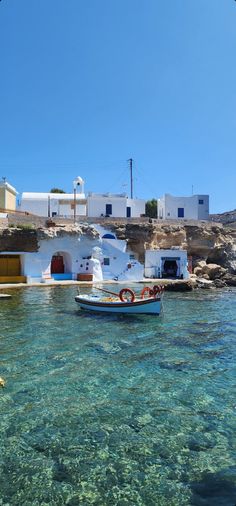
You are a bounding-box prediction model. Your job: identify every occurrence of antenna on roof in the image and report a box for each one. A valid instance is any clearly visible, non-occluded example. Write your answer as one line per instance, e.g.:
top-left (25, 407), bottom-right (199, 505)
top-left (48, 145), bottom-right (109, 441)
top-left (191, 184), bottom-right (194, 195)
top-left (2, 177), bottom-right (6, 183)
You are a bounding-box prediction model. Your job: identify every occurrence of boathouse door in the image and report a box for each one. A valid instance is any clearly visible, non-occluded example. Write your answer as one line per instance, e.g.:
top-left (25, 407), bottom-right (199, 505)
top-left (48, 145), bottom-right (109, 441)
top-left (0, 255), bottom-right (21, 276)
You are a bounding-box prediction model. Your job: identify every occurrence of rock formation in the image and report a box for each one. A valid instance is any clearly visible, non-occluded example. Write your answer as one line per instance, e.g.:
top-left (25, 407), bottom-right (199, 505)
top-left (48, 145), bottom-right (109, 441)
top-left (0, 219), bottom-right (235, 289)
top-left (108, 221), bottom-right (236, 274)
top-left (0, 223), bottom-right (99, 253)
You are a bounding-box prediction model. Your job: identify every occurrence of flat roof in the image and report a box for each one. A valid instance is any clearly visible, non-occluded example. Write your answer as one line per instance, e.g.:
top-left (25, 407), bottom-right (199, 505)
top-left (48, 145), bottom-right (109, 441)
top-left (22, 192), bottom-right (86, 200)
top-left (0, 182), bottom-right (18, 195)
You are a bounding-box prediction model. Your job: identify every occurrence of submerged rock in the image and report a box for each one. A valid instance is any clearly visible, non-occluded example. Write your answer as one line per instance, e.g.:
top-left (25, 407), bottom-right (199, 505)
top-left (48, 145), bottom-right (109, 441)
top-left (0, 377), bottom-right (6, 387)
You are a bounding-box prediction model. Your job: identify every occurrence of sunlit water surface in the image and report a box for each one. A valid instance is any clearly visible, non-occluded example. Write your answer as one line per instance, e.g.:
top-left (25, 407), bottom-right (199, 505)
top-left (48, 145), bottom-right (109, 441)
top-left (0, 286), bottom-right (236, 506)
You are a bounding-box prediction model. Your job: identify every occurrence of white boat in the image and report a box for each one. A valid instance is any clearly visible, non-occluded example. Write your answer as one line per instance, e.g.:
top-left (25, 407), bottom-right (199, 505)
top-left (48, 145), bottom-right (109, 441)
top-left (75, 286), bottom-right (164, 315)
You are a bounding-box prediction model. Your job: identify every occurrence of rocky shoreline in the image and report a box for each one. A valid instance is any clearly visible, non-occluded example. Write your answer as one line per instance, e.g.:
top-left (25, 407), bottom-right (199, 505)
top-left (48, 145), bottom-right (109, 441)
top-left (0, 217), bottom-right (236, 292)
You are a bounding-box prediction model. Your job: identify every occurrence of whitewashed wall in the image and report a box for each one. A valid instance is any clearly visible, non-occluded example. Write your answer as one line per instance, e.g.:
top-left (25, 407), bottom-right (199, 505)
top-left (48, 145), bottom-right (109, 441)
top-left (145, 249), bottom-right (189, 279)
top-left (87, 196), bottom-right (126, 217)
top-left (126, 198), bottom-right (146, 217)
top-left (21, 225), bottom-right (144, 283)
top-left (87, 196), bottom-right (146, 218)
top-left (158, 194), bottom-right (209, 220)
top-left (22, 234), bottom-right (101, 282)
top-left (19, 194), bottom-right (86, 217)
top-left (20, 198), bottom-right (49, 216)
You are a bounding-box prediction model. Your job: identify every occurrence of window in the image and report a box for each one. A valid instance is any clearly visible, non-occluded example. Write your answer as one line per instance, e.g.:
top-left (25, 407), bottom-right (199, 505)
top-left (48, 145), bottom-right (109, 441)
top-left (178, 208), bottom-right (184, 218)
top-left (106, 204), bottom-right (112, 215)
top-left (167, 212), bottom-right (170, 216)
top-left (102, 233), bottom-right (116, 239)
top-left (126, 206), bottom-right (131, 218)
top-left (103, 258), bottom-right (110, 266)
top-left (199, 199), bottom-right (204, 205)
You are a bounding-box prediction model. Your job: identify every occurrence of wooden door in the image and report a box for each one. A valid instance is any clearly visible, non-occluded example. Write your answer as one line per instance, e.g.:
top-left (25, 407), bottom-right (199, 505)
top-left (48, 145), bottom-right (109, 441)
top-left (51, 255), bottom-right (64, 274)
top-left (0, 256), bottom-right (21, 276)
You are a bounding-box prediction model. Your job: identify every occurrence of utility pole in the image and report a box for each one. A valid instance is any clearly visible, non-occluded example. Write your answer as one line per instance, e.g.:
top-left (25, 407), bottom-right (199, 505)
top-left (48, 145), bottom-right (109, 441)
top-left (73, 187), bottom-right (76, 223)
top-left (128, 158), bottom-right (133, 199)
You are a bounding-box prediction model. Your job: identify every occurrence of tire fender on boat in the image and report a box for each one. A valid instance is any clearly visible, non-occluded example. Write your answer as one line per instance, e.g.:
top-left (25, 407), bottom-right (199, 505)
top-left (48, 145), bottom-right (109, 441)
top-left (141, 286), bottom-right (154, 299)
top-left (119, 288), bottom-right (135, 302)
top-left (153, 285), bottom-right (164, 296)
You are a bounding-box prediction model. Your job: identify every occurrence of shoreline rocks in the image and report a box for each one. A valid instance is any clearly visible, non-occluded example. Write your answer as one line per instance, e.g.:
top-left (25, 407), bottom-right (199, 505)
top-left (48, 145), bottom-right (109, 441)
top-left (0, 220), bottom-right (235, 291)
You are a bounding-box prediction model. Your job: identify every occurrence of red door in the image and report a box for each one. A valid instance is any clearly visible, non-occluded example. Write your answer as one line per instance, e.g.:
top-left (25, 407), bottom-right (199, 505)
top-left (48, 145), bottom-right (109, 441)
top-left (51, 255), bottom-right (64, 274)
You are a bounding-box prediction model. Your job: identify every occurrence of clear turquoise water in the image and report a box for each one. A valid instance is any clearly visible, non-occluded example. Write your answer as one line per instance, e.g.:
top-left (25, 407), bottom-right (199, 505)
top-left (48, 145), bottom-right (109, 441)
top-left (0, 285), bottom-right (236, 506)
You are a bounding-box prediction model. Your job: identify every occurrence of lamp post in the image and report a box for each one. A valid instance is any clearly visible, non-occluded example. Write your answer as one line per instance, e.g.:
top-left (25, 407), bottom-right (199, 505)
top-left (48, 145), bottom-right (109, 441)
top-left (73, 187), bottom-right (76, 223)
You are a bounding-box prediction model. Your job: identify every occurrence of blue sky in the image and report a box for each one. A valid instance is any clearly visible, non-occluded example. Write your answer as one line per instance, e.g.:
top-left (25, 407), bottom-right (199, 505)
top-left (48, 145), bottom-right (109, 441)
top-left (0, 0), bottom-right (235, 213)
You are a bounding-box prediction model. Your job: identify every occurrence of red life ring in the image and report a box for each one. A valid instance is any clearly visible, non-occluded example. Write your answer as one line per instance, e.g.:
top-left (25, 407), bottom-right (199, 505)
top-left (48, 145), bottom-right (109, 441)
top-left (141, 286), bottom-right (154, 299)
top-left (119, 288), bottom-right (135, 303)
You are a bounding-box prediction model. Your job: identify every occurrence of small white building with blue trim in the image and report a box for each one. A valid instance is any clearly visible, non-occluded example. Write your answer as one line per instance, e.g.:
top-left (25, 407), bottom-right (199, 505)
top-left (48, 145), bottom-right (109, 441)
top-left (145, 248), bottom-right (189, 279)
top-left (87, 193), bottom-right (145, 218)
top-left (157, 194), bottom-right (209, 221)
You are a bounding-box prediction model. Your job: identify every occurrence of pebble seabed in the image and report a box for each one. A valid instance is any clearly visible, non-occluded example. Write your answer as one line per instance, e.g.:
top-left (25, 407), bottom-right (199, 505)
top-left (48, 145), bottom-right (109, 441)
top-left (0, 285), bottom-right (236, 505)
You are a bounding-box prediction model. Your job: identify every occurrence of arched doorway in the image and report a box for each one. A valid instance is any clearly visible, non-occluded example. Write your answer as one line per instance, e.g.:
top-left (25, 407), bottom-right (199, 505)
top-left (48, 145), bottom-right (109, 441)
top-left (50, 251), bottom-right (72, 280)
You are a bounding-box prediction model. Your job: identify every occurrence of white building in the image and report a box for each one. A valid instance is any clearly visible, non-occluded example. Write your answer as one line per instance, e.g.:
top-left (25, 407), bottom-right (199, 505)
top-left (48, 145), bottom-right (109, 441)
top-left (18, 178), bottom-right (146, 219)
top-left (87, 193), bottom-right (145, 218)
top-left (93, 225), bottom-right (144, 281)
top-left (157, 194), bottom-right (209, 221)
top-left (22, 230), bottom-right (100, 283)
top-left (145, 249), bottom-right (189, 279)
top-left (1, 224), bottom-right (143, 284)
top-left (19, 177), bottom-right (86, 218)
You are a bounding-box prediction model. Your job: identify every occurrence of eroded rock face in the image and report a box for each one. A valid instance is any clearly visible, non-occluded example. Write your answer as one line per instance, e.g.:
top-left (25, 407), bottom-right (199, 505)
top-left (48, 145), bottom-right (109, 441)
top-left (0, 224), bottom-right (99, 253)
top-left (110, 221), bottom-right (236, 273)
top-left (0, 228), bottom-right (38, 252)
top-left (37, 223), bottom-right (99, 241)
top-left (1, 221), bottom-right (235, 281)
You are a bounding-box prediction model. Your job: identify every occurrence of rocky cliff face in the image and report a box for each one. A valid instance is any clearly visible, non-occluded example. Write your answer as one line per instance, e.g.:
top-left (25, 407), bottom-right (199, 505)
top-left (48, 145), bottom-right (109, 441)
top-left (210, 209), bottom-right (236, 226)
top-left (0, 224), bottom-right (99, 252)
top-left (0, 221), bottom-right (235, 276)
top-left (109, 221), bottom-right (236, 273)
top-left (0, 228), bottom-right (38, 252)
